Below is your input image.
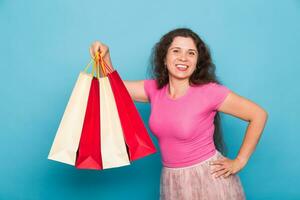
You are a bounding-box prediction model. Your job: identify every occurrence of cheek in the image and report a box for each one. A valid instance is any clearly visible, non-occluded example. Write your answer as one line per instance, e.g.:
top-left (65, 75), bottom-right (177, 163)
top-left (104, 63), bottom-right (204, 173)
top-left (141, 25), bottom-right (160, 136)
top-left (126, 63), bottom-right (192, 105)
top-left (190, 59), bottom-right (198, 70)
top-left (187, 57), bottom-right (197, 67)
top-left (191, 57), bottom-right (198, 65)
top-left (165, 54), bottom-right (175, 64)
top-left (190, 66), bottom-right (197, 72)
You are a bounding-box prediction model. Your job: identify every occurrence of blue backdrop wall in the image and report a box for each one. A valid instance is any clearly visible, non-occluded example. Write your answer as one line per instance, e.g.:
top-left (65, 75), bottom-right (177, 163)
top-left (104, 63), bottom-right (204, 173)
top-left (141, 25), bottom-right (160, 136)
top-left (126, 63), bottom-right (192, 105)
top-left (1, 0), bottom-right (299, 199)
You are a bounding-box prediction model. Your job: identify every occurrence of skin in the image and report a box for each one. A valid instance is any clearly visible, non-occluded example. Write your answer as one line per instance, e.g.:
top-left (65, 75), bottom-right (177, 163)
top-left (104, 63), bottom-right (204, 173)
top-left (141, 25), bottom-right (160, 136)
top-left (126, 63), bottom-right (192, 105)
top-left (90, 37), bottom-right (268, 179)
top-left (164, 37), bottom-right (198, 99)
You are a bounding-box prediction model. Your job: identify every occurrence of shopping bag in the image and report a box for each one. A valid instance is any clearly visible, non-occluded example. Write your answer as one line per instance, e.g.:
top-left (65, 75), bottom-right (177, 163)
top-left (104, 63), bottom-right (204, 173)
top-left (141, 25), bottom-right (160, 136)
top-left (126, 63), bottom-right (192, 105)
top-left (75, 77), bottom-right (102, 170)
top-left (48, 52), bottom-right (156, 170)
top-left (107, 70), bottom-right (156, 161)
top-left (48, 72), bottom-right (93, 165)
top-left (99, 76), bottom-right (130, 169)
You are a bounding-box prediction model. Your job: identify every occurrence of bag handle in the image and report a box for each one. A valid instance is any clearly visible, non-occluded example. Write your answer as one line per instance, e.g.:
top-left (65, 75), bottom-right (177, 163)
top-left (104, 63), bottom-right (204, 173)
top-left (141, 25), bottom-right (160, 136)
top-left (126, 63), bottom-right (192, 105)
top-left (83, 52), bottom-right (114, 78)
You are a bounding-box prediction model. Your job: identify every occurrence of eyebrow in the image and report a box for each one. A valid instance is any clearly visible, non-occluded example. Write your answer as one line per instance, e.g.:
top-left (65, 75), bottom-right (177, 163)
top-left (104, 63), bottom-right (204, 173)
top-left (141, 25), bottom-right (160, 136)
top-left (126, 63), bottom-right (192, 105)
top-left (169, 47), bottom-right (198, 52)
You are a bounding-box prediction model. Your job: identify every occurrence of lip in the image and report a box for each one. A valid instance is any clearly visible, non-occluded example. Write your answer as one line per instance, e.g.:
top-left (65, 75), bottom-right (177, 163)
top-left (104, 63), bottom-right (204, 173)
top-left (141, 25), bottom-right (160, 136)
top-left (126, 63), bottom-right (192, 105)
top-left (175, 64), bottom-right (189, 67)
top-left (175, 64), bottom-right (189, 71)
top-left (175, 64), bottom-right (188, 71)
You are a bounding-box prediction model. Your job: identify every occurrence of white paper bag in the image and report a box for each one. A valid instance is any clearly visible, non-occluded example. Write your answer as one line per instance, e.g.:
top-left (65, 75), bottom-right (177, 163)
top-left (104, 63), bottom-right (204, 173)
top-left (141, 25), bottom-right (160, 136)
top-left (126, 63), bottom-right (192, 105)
top-left (48, 72), bottom-right (93, 165)
top-left (99, 77), bottom-right (130, 169)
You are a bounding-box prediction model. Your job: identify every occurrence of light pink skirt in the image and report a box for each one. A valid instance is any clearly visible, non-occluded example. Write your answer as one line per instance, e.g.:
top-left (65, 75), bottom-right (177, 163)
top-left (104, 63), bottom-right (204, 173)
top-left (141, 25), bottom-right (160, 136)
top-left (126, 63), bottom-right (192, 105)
top-left (160, 151), bottom-right (246, 200)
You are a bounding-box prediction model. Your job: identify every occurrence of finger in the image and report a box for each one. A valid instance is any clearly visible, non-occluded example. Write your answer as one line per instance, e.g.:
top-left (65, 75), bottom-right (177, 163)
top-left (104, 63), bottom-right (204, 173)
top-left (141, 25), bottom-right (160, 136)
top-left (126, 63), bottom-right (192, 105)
top-left (94, 49), bottom-right (102, 60)
top-left (92, 43), bottom-right (99, 56)
top-left (223, 170), bottom-right (232, 178)
top-left (92, 41), bottom-right (100, 51)
top-left (211, 165), bottom-right (226, 174)
top-left (214, 169), bottom-right (229, 178)
top-left (100, 50), bottom-right (106, 57)
top-left (92, 44), bottom-right (100, 55)
top-left (96, 45), bottom-right (101, 53)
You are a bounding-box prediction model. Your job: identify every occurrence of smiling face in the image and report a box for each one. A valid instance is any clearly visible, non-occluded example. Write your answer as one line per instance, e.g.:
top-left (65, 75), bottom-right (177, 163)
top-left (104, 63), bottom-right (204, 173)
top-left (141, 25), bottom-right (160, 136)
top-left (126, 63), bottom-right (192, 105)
top-left (164, 36), bottom-right (198, 81)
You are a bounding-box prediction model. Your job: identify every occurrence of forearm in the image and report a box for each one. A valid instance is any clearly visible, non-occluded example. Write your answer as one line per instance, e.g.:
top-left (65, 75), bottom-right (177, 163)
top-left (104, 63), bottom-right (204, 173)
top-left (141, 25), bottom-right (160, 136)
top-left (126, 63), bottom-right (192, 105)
top-left (236, 111), bottom-right (268, 165)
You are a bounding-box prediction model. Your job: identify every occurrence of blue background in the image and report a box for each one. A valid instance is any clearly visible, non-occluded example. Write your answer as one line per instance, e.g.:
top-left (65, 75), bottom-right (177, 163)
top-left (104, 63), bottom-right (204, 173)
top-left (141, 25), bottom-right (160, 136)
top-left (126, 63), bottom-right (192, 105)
top-left (1, 0), bottom-right (299, 199)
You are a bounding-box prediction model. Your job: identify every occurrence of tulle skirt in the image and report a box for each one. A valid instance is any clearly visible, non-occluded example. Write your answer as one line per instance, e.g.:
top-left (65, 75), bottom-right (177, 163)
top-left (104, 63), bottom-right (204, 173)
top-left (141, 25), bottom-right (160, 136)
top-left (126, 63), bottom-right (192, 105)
top-left (160, 151), bottom-right (246, 200)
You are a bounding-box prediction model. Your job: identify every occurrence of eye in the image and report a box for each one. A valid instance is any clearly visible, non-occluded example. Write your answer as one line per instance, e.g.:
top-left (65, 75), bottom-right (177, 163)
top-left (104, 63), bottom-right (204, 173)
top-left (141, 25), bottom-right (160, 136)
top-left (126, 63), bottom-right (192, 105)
top-left (189, 51), bottom-right (196, 56)
top-left (173, 49), bottom-right (179, 53)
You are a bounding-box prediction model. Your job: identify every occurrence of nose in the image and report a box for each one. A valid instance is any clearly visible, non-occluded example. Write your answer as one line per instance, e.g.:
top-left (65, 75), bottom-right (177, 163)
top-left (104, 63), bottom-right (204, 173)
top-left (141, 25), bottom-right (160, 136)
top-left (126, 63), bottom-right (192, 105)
top-left (178, 52), bottom-right (188, 61)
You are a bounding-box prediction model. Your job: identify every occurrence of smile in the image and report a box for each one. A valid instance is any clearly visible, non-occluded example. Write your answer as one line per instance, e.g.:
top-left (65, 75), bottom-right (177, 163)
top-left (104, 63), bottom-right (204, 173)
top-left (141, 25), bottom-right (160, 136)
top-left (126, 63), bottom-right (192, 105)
top-left (176, 64), bottom-right (189, 71)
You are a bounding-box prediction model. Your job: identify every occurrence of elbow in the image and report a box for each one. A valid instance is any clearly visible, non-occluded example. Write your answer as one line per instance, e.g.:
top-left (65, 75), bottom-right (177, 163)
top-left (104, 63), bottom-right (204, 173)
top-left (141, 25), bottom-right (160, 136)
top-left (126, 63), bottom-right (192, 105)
top-left (257, 108), bottom-right (268, 123)
top-left (249, 108), bottom-right (268, 123)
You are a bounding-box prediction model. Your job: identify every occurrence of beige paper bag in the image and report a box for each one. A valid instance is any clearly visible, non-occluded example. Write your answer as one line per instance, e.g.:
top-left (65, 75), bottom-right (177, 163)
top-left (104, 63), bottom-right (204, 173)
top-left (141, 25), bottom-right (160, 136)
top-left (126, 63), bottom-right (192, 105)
top-left (48, 72), bottom-right (93, 165)
top-left (99, 77), bottom-right (130, 169)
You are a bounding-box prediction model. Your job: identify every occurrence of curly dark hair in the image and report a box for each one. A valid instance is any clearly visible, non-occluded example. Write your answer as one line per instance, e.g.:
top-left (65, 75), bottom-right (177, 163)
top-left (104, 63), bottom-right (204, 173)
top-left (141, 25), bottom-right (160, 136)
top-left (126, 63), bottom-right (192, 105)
top-left (148, 27), bottom-right (227, 155)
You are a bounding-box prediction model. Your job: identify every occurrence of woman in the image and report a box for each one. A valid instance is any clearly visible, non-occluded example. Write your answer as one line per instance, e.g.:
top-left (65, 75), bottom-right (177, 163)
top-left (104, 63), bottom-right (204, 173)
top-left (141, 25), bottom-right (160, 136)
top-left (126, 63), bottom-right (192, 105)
top-left (90, 28), bottom-right (268, 200)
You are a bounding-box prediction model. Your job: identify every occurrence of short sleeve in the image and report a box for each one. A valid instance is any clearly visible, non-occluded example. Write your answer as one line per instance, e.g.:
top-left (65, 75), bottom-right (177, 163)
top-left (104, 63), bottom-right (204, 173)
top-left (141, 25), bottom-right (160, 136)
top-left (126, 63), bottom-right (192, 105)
top-left (207, 83), bottom-right (231, 111)
top-left (143, 79), bottom-right (157, 102)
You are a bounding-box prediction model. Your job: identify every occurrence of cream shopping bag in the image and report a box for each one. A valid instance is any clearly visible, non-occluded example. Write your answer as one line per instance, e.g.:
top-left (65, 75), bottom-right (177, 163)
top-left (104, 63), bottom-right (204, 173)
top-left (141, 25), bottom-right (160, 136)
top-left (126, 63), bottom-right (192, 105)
top-left (48, 72), bottom-right (93, 165)
top-left (99, 77), bottom-right (130, 169)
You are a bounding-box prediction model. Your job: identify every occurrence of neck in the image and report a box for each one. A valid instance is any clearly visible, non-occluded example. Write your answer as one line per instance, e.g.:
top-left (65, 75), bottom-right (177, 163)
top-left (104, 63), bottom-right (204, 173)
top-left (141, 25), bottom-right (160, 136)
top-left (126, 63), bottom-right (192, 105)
top-left (168, 77), bottom-right (190, 98)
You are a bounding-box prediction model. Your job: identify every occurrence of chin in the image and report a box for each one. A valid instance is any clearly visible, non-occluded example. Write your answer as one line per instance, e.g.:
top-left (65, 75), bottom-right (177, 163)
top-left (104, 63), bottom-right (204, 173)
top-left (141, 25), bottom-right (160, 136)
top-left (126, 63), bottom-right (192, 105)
top-left (169, 74), bottom-right (191, 80)
top-left (167, 69), bottom-right (193, 80)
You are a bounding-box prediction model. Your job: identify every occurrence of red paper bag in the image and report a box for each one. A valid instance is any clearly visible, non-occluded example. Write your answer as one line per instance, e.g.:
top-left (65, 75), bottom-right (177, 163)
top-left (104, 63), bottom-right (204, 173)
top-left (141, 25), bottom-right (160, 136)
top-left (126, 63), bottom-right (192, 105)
top-left (107, 70), bottom-right (156, 161)
top-left (75, 77), bottom-right (103, 170)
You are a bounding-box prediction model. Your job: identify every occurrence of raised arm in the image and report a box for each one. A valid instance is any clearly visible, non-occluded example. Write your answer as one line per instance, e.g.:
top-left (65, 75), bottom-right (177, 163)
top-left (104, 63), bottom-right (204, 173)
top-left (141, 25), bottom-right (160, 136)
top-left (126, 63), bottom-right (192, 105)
top-left (123, 80), bottom-right (149, 102)
top-left (90, 41), bottom-right (149, 103)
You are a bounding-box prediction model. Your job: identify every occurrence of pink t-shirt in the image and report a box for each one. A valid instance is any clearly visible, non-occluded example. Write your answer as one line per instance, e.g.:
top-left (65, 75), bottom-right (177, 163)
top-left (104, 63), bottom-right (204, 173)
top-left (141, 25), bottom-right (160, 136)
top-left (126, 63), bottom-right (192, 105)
top-left (144, 79), bottom-right (231, 168)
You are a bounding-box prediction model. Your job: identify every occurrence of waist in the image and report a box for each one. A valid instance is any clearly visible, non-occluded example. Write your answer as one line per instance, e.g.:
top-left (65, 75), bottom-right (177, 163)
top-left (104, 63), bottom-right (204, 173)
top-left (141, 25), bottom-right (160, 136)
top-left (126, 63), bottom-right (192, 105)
top-left (163, 150), bottom-right (219, 169)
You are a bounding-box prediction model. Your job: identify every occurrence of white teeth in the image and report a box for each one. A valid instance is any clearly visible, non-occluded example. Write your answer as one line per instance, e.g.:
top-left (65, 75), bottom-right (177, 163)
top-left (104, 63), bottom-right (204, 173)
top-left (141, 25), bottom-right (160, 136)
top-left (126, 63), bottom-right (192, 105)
top-left (176, 64), bottom-right (188, 69)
